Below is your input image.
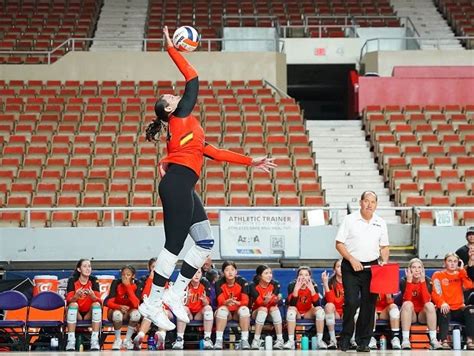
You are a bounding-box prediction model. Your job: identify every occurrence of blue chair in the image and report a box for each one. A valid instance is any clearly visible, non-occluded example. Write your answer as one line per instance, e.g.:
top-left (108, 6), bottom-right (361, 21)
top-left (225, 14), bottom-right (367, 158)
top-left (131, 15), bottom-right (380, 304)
top-left (0, 290), bottom-right (29, 351)
top-left (26, 291), bottom-right (65, 350)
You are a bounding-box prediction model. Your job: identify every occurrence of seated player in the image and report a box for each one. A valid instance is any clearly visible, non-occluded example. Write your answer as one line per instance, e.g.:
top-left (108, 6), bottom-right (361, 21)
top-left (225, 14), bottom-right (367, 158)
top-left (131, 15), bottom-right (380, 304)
top-left (400, 258), bottom-right (442, 350)
top-left (214, 261), bottom-right (251, 350)
top-left (370, 293), bottom-right (401, 349)
top-left (105, 265), bottom-right (142, 350)
top-left (284, 266), bottom-right (327, 350)
top-left (172, 269), bottom-right (214, 350)
top-left (248, 264), bottom-right (284, 350)
top-left (322, 259), bottom-right (344, 349)
top-left (65, 259), bottom-right (102, 351)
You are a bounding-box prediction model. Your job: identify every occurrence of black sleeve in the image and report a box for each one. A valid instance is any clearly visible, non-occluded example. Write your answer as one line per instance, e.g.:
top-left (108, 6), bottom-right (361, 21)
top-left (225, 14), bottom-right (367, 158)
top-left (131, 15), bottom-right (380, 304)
top-left (173, 77), bottom-right (198, 118)
top-left (467, 266), bottom-right (474, 281)
top-left (400, 277), bottom-right (407, 296)
top-left (287, 281), bottom-right (297, 306)
top-left (248, 282), bottom-right (259, 301)
top-left (456, 246), bottom-right (468, 265)
top-left (134, 280), bottom-right (143, 299)
top-left (272, 280), bottom-right (281, 296)
top-left (236, 276), bottom-right (249, 293)
top-left (104, 280), bottom-right (119, 303)
top-left (66, 277), bottom-right (75, 293)
top-left (90, 276), bottom-right (100, 292)
top-left (214, 277), bottom-right (224, 296)
top-left (425, 277), bottom-right (433, 294)
top-left (201, 278), bottom-right (211, 297)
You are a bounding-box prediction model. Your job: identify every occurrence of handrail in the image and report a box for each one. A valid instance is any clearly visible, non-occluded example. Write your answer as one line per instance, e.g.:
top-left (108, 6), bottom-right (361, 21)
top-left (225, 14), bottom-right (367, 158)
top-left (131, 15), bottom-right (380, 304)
top-left (263, 79), bottom-right (290, 99)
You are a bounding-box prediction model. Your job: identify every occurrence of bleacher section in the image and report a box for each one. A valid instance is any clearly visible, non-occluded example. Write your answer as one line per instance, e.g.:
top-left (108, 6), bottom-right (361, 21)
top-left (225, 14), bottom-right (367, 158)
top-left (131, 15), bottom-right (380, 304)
top-left (145, 0), bottom-right (400, 50)
top-left (0, 0), bottom-right (101, 64)
top-left (363, 104), bottom-right (474, 225)
top-left (0, 79), bottom-right (324, 228)
top-left (436, 0), bottom-right (474, 48)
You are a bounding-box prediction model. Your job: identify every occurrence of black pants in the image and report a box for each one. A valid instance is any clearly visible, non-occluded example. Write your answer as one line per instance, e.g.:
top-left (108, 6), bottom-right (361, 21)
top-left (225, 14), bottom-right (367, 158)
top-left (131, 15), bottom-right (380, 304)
top-left (437, 306), bottom-right (474, 340)
top-left (158, 164), bottom-right (208, 256)
top-left (340, 258), bottom-right (378, 347)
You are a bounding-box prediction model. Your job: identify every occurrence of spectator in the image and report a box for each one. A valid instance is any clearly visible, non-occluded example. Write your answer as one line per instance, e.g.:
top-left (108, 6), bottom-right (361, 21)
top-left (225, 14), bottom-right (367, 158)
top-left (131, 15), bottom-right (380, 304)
top-left (248, 265), bottom-right (284, 350)
top-left (432, 252), bottom-right (474, 350)
top-left (214, 261), bottom-right (251, 350)
top-left (172, 269), bottom-right (214, 350)
top-left (105, 265), bottom-right (142, 350)
top-left (65, 259), bottom-right (102, 351)
top-left (322, 259), bottom-right (344, 349)
top-left (456, 226), bottom-right (474, 265)
top-left (399, 258), bottom-right (441, 350)
top-left (284, 266), bottom-right (327, 350)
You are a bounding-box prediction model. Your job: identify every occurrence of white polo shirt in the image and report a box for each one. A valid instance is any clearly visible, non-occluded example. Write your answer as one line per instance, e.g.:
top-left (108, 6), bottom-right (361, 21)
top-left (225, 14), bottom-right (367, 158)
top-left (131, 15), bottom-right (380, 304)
top-left (335, 210), bottom-right (389, 262)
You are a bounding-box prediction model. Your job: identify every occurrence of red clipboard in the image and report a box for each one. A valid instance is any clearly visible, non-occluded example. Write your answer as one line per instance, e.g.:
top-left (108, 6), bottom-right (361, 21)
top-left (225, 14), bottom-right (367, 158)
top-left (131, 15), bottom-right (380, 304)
top-left (370, 263), bottom-right (400, 294)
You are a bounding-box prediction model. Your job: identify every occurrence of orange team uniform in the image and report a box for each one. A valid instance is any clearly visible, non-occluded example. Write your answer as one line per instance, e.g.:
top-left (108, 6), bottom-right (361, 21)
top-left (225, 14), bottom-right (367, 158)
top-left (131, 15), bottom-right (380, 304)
top-left (105, 280), bottom-right (141, 310)
top-left (249, 280), bottom-right (281, 310)
top-left (215, 276), bottom-right (250, 313)
top-left (286, 280), bottom-right (320, 315)
top-left (66, 277), bottom-right (101, 313)
top-left (324, 280), bottom-right (345, 316)
top-left (160, 46), bottom-right (252, 177)
top-left (401, 279), bottom-right (432, 313)
top-left (186, 278), bottom-right (211, 314)
top-left (431, 269), bottom-right (473, 310)
top-left (375, 293), bottom-right (394, 313)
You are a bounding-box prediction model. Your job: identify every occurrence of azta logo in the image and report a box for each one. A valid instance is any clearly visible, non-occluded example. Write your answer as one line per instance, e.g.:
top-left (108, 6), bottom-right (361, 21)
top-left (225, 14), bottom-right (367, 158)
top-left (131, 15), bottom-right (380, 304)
top-left (237, 235), bottom-right (259, 244)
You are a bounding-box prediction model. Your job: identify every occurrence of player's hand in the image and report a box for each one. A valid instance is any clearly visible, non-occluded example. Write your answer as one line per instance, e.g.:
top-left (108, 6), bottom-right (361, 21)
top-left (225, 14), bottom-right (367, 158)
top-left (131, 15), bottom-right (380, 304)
top-left (163, 26), bottom-right (173, 48)
top-left (120, 305), bottom-right (130, 314)
top-left (440, 303), bottom-right (450, 315)
top-left (75, 289), bottom-right (85, 298)
top-left (232, 298), bottom-right (241, 306)
top-left (458, 259), bottom-right (464, 271)
top-left (263, 292), bottom-right (272, 304)
top-left (307, 279), bottom-right (316, 293)
top-left (405, 268), bottom-right (413, 283)
top-left (349, 257), bottom-right (364, 272)
top-left (420, 266), bottom-right (426, 283)
top-left (158, 163), bottom-right (168, 178)
top-left (321, 271), bottom-right (328, 284)
top-left (251, 156), bottom-right (277, 173)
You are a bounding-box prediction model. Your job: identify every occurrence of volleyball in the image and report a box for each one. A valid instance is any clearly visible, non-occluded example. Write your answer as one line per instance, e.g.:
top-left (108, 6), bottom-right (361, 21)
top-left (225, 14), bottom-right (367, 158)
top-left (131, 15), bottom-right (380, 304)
top-left (172, 26), bottom-right (200, 52)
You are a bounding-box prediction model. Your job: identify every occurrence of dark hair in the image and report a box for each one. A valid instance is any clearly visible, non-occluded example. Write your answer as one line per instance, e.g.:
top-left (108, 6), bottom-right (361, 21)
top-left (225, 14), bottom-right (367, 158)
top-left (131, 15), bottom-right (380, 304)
top-left (121, 264), bottom-right (136, 275)
top-left (145, 97), bottom-right (170, 142)
top-left (360, 190), bottom-right (378, 201)
top-left (222, 260), bottom-right (237, 272)
top-left (205, 269), bottom-right (219, 283)
top-left (253, 264), bottom-right (271, 283)
top-left (147, 257), bottom-right (157, 271)
top-left (72, 258), bottom-right (90, 281)
top-left (328, 259), bottom-right (341, 292)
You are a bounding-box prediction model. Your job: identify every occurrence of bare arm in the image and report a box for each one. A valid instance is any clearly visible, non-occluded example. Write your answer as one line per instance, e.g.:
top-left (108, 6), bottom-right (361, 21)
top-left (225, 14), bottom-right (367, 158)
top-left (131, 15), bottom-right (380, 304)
top-left (335, 241), bottom-right (363, 272)
top-left (380, 245), bottom-right (390, 264)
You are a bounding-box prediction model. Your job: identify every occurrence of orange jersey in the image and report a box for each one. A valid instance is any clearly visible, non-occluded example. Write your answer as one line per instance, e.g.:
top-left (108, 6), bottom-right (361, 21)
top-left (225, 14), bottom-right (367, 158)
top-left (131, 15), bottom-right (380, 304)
top-left (186, 279), bottom-right (211, 314)
top-left (66, 277), bottom-right (101, 313)
top-left (375, 293), bottom-right (394, 312)
top-left (432, 268), bottom-right (473, 310)
top-left (286, 280), bottom-right (320, 314)
top-left (324, 280), bottom-right (345, 316)
top-left (249, 280), bottom-right (280, 310)
top-left (105, 280), bottom-right (141, 310)
top-left (216, 276), bottom-right (249, 312)
top-left (401, 279), bottom-right (432, 313)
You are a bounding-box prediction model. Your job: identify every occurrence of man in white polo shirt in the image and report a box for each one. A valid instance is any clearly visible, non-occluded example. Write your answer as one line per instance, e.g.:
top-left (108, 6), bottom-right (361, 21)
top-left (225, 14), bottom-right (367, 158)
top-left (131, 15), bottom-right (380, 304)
top-left (335, 191), bottom-right (390, 352)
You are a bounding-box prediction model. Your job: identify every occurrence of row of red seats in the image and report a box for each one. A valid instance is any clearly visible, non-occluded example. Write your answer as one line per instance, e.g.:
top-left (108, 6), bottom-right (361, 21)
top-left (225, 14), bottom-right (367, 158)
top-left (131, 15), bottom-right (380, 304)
top-left (436, 0), bottom-right (474, 48)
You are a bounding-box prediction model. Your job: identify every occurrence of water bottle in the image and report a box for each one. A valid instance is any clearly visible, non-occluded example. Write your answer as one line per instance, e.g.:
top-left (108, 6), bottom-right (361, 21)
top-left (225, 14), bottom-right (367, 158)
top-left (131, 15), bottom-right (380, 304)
top-left (50, 337), bottom-right (59, 351)
top-left (199, 339), bottom-right (204, 350)
top-left (265, 335), bottom-right (273, 350)
top-left (311, 336), bottom-right (318, 350)
top-left (147, 335), bottom-right (156, 350)
top-left (379, 335), bottom-right (387, 350)
top-left (453, 328), bottom-right (461, 350)
top-left (301, 336), bottom-right (309, 350)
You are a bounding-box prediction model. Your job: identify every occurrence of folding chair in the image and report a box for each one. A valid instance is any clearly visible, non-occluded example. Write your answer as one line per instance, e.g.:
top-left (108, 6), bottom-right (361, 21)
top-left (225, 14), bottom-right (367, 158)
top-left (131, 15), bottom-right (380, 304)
top-left (0, 290), bottom-right (28, 351)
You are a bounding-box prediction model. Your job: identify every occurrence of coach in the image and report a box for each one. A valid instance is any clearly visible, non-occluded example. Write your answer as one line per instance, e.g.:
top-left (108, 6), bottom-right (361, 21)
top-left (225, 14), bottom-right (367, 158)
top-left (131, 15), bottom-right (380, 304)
top-left (335, 191), bottom-right (390, 352)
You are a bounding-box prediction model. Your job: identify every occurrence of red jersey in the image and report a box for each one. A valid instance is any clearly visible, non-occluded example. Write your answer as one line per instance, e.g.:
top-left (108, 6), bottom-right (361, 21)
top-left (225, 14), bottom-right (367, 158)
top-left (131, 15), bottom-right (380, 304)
top-left (432, 268), bottom-right (473, 310)
top-left (140, 274), bottom-right (169, 300)
top-left (324, 280), bottom-right (345, 316)
top-left (401, 277), bottom-right (432, 313)
top-left (375, 293), bottom-right (394, 312)
top-left (186, 278), bottom-right (211, 314)
top-left (66, 277), bottom-right (101, 313)
top-left (286, 280), bottom-right (320, 314)
top-left (248, 280), bottom-right (280, 311)
top-left (215, 276), bottom-right (249, 312)
top-left (105, 280), bottom-right (141, 310)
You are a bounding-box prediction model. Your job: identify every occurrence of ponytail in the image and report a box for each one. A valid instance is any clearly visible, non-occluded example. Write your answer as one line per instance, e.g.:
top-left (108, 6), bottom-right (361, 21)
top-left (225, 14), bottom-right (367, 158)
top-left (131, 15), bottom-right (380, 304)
top-left (145, 97), bottom-right (170, 142)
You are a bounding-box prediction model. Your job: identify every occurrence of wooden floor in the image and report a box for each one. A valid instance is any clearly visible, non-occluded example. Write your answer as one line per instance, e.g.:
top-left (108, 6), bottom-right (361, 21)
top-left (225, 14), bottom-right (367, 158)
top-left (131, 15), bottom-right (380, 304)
top-left (2, 351), bottom-right (470, 355)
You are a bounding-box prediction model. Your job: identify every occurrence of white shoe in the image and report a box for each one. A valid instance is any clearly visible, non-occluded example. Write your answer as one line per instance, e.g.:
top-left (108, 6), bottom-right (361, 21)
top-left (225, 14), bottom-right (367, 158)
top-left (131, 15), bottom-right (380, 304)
top-left (283, 340), bottom-right (295, 350)
top-left (138, 296), bottom-right (176, 331)
top-left (162, 288), bottom-right (190, 323)
top-left (328, 339), bottom-right (337, 349)
top-left (369, 337), bottom-right (377, 349)
top-left (65, 337), bottom-right (76, 351)
top-left (133, 334), bottom-right (143, 350)
top-left (203, 337), bottom-right (214, 350)
top-left (273, 339), bottom-right (284, 350)
top-left (317, 338), bottom-right (328, 349)
top-left (214, 339), bottom-right (223, 350)
top-left (122, 338), bottom-right (134, 350)
top-left (112, 338), bottom-right (122, 350)
top-left (430, 339), bottom-right (443, 350)
top-left (391, 336), bottom-right (401, 350)
top-left (240, 339), bottom-right (250, 350)
top-left (401, 339), bottom-right (411, 350)
top-left (251, 338), bottom-right (262, 350)
top-left (90, 337), bottom-right (100, 351)
top-left (172, 336), bottom-right (184, 350)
